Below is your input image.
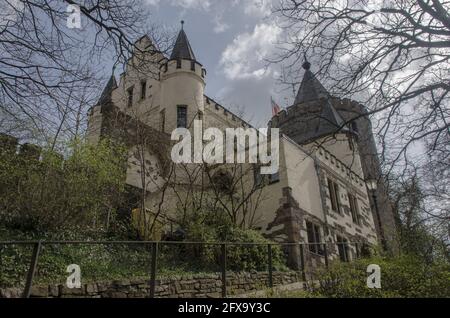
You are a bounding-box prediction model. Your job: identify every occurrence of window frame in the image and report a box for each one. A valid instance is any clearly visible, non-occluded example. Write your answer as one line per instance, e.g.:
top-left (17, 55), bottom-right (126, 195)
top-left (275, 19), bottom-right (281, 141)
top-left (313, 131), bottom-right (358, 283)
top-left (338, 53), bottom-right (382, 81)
top-left (327, 178), bottom-right (341, 214)
top-left (140, 81), bottom-right (147, 100)
top-left (127, 86), bottom-right (134, 108)
top-left (348, 192), bottom-right (361, 225)
top-left (253, 165), bottom-right (263, 188)
top-left (306, 221), bottom-right (323, 255)
top-left (269, 171), bottom-right (280, 184)
top-left (160, 109), bottom-right (166, 132)
top-left (177, 105), bottom-right (188, 128)
top-left (336, 235), bottom-right (350, 262)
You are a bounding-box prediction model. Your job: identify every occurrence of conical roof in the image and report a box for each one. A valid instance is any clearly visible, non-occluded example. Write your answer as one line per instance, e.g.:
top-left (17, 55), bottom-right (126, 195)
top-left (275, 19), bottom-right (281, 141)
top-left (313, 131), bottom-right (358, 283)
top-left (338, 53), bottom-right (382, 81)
top-left (170, 21), bottom-right (196, 61)
top-left (96, 75), bottom-right (117, 105)
top-left (294, 61), bottom-right (330, 104)
top-left (286, 61), bottom-right (351, 143)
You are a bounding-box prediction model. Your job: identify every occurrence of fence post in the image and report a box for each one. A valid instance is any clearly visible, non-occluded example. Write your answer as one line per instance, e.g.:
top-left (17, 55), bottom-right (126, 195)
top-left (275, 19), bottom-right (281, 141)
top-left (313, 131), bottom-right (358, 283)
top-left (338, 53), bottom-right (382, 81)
top-left (323, 242), bottom-right (329, 269)
top-left (0, 245), bottom-right (3, 284)
top-left (221, 243), bottom-right (227, 298)
top-left (23, 241), bottom-right (42, 298)
top-left (299, 244), bottom-right (306, 281)
top-left (267, 244), bottom-right (273, 288)
top-left (149, 242), bottom-right (158, 298)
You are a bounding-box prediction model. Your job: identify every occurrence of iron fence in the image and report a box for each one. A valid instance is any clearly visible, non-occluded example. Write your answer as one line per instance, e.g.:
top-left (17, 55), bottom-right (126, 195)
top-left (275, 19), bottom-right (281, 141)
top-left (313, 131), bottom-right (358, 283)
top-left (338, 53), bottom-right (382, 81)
top-left (0, 240), bottom-right (368, 298)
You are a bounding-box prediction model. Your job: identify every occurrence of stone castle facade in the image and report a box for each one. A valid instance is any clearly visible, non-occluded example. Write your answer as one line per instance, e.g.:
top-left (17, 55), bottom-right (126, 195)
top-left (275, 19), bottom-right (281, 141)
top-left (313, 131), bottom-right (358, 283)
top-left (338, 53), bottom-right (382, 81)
top-left (86, 24), bottom-right (398, 267)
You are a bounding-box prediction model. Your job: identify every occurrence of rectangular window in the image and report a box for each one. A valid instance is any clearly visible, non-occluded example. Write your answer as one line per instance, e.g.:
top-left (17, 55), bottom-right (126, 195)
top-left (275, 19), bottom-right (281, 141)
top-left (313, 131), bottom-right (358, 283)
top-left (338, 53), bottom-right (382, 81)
top-left (177, 105), bottom-right (187, 128)
top-left (253, 165), bottom-right (263, 187)
top-left (337, 235), bottom-right (349, 262)
top-left (348, 193), bottom-right (360, 225)
top-left (327, 178), bottom-right (341, 214)
top-left (269, 172), bottom-right (280, 184)
top-left (140, 81), bottom-right (146, 100)
top-left (306, 221), bottom-right (323, 255)
top-left (176, 59), bottom-right (182, 69)
top-left (127, 87), bottom-right (134, 107)
top-left (191, 60), bottom-right (196, 71)
top-left (160, 109), bottom-right (165, 132)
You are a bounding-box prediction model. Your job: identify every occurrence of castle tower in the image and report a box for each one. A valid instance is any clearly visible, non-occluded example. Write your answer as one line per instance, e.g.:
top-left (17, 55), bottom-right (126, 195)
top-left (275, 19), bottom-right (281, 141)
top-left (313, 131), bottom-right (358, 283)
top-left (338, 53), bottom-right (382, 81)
top-left (160, 21), bottom-right (206, 133)
top-left (333, 98), bottom-right (399, 254)
top-left (86, 74), bottom-right (118, 144)
top-left (270, 60), bottom-right (398, 253)
top-left (270, 61), bottom-right (362, 174)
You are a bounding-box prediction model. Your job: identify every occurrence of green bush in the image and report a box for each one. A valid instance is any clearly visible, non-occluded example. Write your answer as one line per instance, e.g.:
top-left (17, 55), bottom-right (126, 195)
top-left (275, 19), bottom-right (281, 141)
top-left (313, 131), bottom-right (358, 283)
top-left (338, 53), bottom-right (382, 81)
top-left (0, 139), bottom-right (126, 235)
top-left (165, 207), bottom-right (288, 272)
top-left (311, 255), bottom-right (450, 298)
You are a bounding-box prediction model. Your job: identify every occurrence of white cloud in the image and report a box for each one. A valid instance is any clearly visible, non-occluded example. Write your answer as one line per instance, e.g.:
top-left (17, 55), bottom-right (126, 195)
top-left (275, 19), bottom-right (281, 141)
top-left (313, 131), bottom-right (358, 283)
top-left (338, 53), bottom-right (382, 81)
top-left (146, 0), bottom-right (211, 10)
top-left (213, 14), bottom-right (230, 33)
top-left (243, 0), bottom-right (273, 17)
top-left (220, 22), bottom-right (281, 80)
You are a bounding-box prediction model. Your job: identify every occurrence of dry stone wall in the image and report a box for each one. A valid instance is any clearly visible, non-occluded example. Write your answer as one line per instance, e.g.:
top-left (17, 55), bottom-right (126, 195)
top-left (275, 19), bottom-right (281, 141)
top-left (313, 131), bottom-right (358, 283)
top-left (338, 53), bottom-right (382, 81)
top-left (0, 272), bottom-right (302, 298)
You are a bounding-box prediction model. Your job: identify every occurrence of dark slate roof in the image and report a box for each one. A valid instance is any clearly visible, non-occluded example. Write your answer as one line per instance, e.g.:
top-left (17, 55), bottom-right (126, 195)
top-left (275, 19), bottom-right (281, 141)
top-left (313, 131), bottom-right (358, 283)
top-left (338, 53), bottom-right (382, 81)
top-left (170, 25), bottom-right (196, 61)
top-left (97, 75), bottom-right (117, 105)
top-left (294, 62), bottom-right (330, 104)
top-left (276, 62), bottom-right (352, 144)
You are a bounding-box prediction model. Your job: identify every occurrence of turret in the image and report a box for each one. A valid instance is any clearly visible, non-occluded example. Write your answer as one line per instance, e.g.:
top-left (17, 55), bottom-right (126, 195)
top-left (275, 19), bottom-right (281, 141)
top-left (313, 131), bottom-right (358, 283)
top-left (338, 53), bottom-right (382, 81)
top-left (270, 60), bottom-right (361, 172)
top-left (160, 21), bottom-right (206, 133)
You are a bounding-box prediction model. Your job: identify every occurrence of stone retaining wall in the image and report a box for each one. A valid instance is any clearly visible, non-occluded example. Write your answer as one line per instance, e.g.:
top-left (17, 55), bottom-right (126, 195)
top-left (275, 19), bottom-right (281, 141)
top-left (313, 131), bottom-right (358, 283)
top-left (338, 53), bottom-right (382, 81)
top-left (0, 272), bottom-right (302, 298)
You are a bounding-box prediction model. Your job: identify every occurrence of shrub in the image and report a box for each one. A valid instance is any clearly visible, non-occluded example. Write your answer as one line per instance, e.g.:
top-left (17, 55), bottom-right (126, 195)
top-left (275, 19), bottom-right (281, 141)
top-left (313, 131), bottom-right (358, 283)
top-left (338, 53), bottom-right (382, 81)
top-left (165, 207), bottom-right (288, 272)
top-left (312, 255), bottom-right (450, 298)
top-left (0, 139), bottom-right (127, 235)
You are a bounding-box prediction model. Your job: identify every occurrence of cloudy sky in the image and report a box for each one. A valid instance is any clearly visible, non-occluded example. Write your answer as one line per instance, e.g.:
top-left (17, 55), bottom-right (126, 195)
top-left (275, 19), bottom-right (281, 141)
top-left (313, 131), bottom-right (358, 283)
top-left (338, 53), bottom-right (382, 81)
top-left (144, 0), bottom-right (291, 127)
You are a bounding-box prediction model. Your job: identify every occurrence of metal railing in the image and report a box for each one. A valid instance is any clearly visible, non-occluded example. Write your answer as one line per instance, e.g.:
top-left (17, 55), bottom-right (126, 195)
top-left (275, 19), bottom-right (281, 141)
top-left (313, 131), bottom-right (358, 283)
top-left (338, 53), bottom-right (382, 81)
top-left (0, 240), bottom-right (366, 298)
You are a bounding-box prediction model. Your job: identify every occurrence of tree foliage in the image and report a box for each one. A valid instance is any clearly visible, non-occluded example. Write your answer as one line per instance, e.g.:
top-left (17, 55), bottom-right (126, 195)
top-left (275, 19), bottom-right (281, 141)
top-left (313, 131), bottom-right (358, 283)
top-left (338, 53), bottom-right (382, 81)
top-left (0, 139), bottom-right (127, 235)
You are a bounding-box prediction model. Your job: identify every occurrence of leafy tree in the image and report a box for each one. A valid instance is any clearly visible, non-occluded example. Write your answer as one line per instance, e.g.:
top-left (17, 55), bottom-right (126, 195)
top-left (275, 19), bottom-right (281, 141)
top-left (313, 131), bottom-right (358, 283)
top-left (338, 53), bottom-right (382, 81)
top-left (0, 138), bottom-right (127, 236)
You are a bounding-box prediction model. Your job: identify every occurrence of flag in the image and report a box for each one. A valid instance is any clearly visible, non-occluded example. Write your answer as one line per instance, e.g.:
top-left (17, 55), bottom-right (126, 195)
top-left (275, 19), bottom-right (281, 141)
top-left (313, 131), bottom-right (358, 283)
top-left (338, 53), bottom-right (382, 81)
top-left (271, 97), bottom-right (282, 116)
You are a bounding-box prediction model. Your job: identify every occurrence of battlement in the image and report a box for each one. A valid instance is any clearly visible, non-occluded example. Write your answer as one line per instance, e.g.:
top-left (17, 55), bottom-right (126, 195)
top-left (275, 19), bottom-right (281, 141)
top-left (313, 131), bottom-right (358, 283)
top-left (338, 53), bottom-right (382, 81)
top-left (316, 145), bottom-right (366, 190)
top-left (160, 59), bottom-right (206, 81)
top-left (203, 95), bottom-right (253, 129)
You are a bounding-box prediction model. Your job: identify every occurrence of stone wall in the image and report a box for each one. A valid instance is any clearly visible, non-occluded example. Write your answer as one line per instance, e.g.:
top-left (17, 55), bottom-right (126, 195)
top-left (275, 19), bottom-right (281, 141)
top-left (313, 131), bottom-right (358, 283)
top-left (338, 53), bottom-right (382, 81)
top-left (0, 272), bottom-right (302, 298)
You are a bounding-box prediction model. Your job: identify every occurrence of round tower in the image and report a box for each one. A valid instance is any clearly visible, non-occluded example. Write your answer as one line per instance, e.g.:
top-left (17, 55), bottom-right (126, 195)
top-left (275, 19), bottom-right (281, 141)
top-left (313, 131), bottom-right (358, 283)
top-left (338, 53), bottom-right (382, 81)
top-left (333, 97), bottom-right (399, 254)
top-left (160, 21), bottom-right (206, 133)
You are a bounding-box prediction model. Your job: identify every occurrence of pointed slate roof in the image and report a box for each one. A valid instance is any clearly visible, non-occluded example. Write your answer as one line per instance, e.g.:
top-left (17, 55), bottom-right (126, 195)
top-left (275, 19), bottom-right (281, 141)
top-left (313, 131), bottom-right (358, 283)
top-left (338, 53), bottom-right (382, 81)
top-left (97, 75), bottom-right (117, 106)
top-left (170, 21), bottom-right (196, 61)
top-left (294, 61), bottom-right (330, 104)
top-left (283, 61), bottom-right (351, 144)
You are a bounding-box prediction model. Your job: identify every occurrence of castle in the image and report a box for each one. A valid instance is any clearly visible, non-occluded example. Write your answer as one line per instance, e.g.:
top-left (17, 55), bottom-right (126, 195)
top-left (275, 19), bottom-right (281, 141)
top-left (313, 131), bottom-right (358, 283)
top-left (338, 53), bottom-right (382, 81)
top-left (86, 23), bottom-right (398, 267)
